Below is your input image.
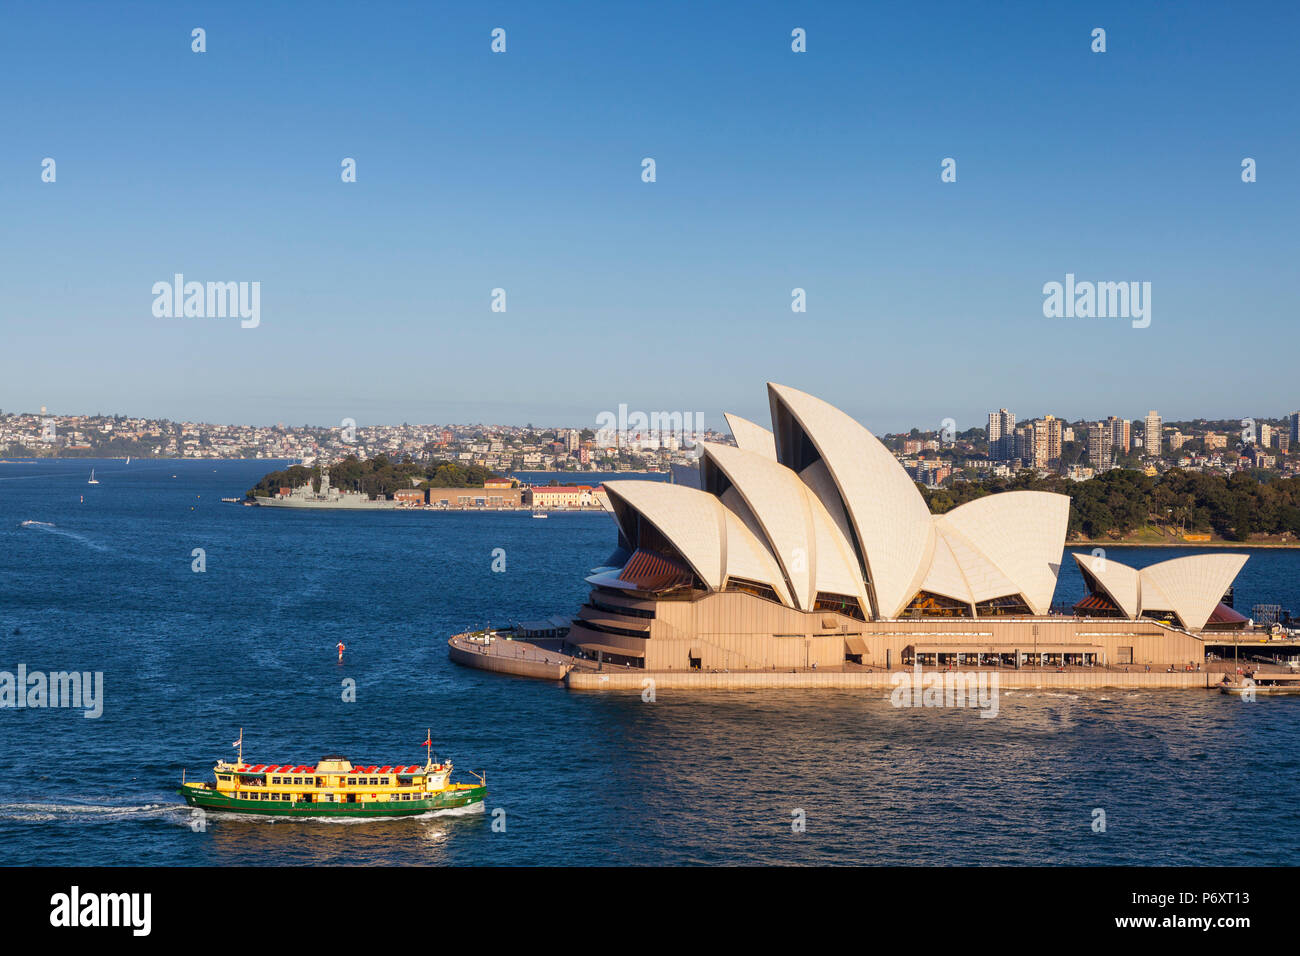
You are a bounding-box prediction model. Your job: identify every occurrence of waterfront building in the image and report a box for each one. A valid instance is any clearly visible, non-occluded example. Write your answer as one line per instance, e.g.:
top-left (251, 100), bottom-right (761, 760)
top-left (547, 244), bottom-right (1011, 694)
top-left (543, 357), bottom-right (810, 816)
top-left (528, 485), bottom-right (608, 509)
top-left (565, 384), bottom-right (1247, 671)
top-left (427, 483), bottom-right (523, 509)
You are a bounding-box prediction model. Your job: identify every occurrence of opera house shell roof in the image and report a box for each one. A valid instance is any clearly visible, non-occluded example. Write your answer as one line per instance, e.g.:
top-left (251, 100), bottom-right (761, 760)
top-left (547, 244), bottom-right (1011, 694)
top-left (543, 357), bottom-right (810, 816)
top-left (1072, 551), bottom-right (1249, 631)
top-left (595, 383), bottom-right (1075, 622)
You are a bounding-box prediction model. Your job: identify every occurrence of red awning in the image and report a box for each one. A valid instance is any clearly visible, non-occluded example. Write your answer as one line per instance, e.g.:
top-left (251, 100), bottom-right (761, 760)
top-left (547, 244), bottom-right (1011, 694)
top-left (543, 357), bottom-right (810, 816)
top-left (617, 549), bottom-right (692, 592)
top-left (1207, 602), bottom-right (1249, 625)
top-left (377, 766), bottom-right (392, 773)
top-left (249, 765), bottom-right (265, 772)
top-left (1073, 594), bottom-right (1117, 612)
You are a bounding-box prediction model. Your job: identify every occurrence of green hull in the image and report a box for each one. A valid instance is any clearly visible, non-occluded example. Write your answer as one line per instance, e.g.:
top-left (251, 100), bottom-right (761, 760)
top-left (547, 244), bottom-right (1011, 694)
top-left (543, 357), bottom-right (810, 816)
top-left (178, 785), bottom-right (486, 818)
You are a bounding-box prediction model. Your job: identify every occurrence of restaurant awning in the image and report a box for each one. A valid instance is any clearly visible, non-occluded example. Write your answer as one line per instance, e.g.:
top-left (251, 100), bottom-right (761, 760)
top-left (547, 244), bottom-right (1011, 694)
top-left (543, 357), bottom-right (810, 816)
top-left (844, 636), bottom-right (868, 655)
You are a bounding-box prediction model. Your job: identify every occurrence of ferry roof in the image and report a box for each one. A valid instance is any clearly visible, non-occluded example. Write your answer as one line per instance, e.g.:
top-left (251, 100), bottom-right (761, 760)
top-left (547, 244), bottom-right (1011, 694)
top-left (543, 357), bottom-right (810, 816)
top-left (230, 763), bottom-right (427, 774)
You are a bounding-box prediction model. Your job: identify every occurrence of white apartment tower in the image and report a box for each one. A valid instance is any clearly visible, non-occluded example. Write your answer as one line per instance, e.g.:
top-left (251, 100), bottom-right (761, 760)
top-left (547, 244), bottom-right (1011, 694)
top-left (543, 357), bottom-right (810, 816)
top-left (1144, 410), bottom-right (1163, 455)
top-left (986, 408), bottom-right (1016, 460)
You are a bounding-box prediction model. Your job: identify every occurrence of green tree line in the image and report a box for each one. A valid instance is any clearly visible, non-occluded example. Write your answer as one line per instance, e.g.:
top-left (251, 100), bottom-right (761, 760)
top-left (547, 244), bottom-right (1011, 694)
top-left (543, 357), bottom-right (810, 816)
top-left (247, 455), bottom-right (502, 500)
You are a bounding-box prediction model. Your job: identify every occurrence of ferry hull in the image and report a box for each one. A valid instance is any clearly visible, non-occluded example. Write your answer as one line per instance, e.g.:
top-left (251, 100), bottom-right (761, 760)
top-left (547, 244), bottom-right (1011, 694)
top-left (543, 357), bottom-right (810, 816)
top-left (178, 784), bottom-right (486, 818)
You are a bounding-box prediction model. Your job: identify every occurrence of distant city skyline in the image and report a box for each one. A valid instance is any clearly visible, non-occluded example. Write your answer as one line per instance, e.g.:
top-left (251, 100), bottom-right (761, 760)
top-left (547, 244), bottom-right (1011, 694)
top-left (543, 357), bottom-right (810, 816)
top-left (3, 3), bottom-right (1297, 432)
top-left (4, 400), bottom-right (1297, 435)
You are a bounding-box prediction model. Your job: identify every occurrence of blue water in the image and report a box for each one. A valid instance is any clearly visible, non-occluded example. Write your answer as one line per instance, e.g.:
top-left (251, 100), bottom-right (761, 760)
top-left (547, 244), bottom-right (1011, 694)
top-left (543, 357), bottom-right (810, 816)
top-left (2, 458), bottom-right (1299, 865)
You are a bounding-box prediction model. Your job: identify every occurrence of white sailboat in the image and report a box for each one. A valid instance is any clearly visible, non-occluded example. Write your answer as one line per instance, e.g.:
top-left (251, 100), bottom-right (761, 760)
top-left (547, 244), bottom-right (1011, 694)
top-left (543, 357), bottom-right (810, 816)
top-left (87, 469), bottom-right (99, 485)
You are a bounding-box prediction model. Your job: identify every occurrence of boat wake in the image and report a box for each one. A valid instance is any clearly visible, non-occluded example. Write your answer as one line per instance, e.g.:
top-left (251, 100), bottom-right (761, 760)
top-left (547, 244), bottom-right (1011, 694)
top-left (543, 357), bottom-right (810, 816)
top-left (0, 802), bottom-right (177, 824)
top-left (17, 521), bottom-right (110, 551)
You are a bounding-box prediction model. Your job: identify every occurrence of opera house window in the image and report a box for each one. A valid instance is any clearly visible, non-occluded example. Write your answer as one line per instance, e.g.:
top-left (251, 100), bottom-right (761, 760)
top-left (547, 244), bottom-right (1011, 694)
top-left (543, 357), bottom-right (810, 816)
top-left (975, 595), bottom-right (1033, 617)
top-left (904, 590), bottom-right (971, 618)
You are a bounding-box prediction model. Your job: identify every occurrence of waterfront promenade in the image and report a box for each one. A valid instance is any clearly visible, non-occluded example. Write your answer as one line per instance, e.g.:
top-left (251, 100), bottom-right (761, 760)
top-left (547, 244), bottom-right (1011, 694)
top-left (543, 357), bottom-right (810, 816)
top-left (447, 630), bottom-right (1278, 692)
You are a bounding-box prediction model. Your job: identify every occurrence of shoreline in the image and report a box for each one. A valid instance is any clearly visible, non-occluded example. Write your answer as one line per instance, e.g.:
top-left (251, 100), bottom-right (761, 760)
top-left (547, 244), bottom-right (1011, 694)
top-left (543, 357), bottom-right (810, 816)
top-left (565, 669), bottom-right (1219, 691)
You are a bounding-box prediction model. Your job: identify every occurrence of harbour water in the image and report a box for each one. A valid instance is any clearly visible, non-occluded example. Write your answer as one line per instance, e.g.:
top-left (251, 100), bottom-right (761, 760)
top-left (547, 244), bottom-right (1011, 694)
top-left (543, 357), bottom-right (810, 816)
top-left (2, 458), bottom-right (1299, 865)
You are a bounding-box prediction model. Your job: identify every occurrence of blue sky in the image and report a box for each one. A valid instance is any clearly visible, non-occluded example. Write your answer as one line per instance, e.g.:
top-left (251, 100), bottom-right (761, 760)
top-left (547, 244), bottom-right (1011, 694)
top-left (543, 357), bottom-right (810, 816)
top-left (1, 1), bottom-right (1296, 433)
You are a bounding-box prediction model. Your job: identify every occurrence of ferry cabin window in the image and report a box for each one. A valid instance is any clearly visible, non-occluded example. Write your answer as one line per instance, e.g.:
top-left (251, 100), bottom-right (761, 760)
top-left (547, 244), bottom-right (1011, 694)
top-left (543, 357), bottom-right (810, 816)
top-left (272, 777), bottom-right (281, 784)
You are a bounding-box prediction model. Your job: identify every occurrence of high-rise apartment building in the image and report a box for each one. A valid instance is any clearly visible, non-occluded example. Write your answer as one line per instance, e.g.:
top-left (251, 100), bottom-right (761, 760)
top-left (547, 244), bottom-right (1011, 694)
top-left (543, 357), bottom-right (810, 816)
top-left (1088, 421), bottom-right (1112, 468)
top-left (1023, 416), bottom-right (1062, 469)
top-left (1144, 411), bottom-right (1162, 455)
top-left (986, 408), bottom-right (1016, 460)
top-left (1014, 425), bottom-right (1033, 464)
top-left (1106, 416), bottom-right (1130, 455)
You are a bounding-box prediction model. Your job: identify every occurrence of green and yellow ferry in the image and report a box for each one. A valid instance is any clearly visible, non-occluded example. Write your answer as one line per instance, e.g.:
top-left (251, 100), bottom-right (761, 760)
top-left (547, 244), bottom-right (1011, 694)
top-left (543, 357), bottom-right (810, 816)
top-left (177, 730), bottom-right (486, 818)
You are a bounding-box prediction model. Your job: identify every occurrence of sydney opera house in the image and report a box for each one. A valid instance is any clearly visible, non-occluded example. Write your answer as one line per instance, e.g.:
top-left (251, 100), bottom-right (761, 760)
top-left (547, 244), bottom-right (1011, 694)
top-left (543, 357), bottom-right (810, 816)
top-left (566, 384), bottom-right (1249, 672)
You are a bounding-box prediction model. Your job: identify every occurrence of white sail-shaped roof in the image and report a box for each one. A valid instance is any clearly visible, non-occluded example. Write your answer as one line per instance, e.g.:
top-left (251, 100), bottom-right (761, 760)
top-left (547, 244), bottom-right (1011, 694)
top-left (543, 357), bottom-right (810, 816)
top-left (602, 481), bottom-right (726, 590)
top-left (939, 491), bottom-right (1068, 614)
top-left (1071, 552), bottom-right (1248, 631)
top-left (927, 520), bottom-right (1021, 606)
top-left (919, 527), bottom-right (975, 607)
top-left (798, 460), bottom-right (872, 614)
top-left (597, 386), bottom-right (1247, 634)
top-left (724, 413), bottom-right (777, 460)
top-left (1071, 552), bottom-right (1140, 618)
top-left (721, 508), bottom-right (794, 607)
top-left (701, 442), bottom-right (817, 608)
top-left (768, 383), bottom-right (935, 619)
top-left (1138, 553), bottom-right (1248, 631)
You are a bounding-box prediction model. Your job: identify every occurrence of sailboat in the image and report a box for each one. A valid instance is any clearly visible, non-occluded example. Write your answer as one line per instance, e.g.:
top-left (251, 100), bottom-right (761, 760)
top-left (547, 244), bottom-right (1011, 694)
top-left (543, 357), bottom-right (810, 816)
top-left (125, 456), bottom-right (131, 466)
top-left (87, 469), bottom-right (99, 485)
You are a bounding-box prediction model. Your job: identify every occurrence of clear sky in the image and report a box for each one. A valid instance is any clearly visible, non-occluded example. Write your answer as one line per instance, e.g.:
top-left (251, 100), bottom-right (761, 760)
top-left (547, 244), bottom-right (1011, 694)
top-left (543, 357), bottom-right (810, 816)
top-left (2, 1), bottom-right (1296, 434)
